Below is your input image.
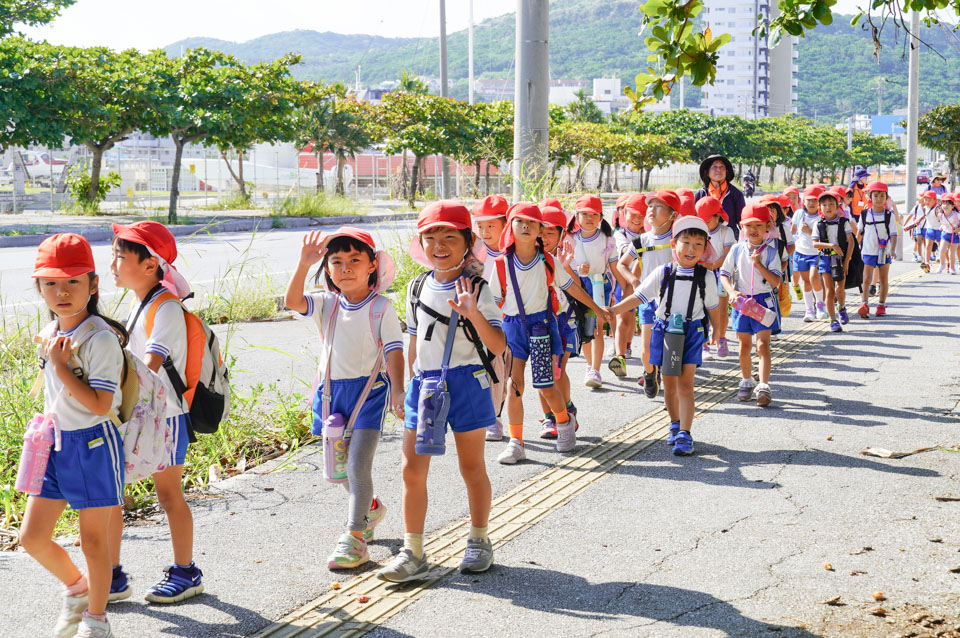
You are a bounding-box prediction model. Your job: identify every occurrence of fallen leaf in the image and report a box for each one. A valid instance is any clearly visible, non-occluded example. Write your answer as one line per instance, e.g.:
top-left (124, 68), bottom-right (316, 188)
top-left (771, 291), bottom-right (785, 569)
top-left (331, 582), bottom-right (341, 590)
top-left (861, 446), bottom-right (939, 459)
top-left (355, 595), bottom-right (370, 603)
top-left (868, 606), bottom-right (887, 616)
top-left (850, 546), bottom-right (873, 555)
top-left (949, 566), bottom-right (960, 574)
top-left (826, 436), bottom-right (833, 441)
top-left (818, 595), bottom-right (843, 605)
top-left (930, 538), bottom-right (944, 543)
top-left (935, 496), bottom-right (960, 502)
top-left (822, 562), bottom-right (835, 571)
top-left (253, 559), bottom-right (261, 564)
top-left (850, 570), bottom-right (867, 575)
top-left (871, 591), bottom-right (885, 601)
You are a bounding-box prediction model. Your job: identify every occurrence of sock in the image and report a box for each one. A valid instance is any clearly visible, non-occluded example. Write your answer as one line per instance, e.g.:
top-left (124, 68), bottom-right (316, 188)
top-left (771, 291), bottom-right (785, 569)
top-left (175, 562), bottom-right (196, 573)
top-left (65, 574), bottom-right (88, 597)
top-left (669, 421), bottom-right (680, 432)
top-left (566, 401), bottom-right (575, 411)
top-left (554, 408), bottom-right (569, 425)
top-left (508, 424), bottom-right (524, 445)
top-left (83, 610), bottom-right (107, 623)
top-left (543, 412), bottom-right (554, 421)
top-left (404, 532), bottom-right (424, 559)
top-left (813, 288), bottom-right (824, 303)
top-left (803, 291), bottom-right (814, 313)
top-left (469, 525), bottom-right (489, 541)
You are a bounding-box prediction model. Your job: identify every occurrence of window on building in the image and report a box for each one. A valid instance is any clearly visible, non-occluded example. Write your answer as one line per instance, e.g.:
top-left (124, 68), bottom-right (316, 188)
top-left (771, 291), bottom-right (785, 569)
top-left (727, 93), bottom-right (735, 99)
top-left (729, 8), bottom-right (736, 12)
top-left (729, 21), bottom-right (736, 26)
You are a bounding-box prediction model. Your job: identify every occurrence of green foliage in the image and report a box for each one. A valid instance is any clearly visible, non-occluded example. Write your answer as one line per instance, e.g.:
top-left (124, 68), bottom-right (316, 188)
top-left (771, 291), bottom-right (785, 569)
top-left (0, 0), bottom-right (74, 38)
top-left (385, 232), bottom-right (426, 324)
top-left (919, 103), bottom-right (960, 180)
top-left (273, 191), bottom-right (359, 217)
top-left (66, 161), bottom-right (121, 212)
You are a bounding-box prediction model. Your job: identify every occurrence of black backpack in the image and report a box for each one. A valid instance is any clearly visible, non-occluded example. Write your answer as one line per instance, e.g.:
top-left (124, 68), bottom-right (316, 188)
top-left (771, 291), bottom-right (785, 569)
top-left (658, 264), bottom-right (708, 322)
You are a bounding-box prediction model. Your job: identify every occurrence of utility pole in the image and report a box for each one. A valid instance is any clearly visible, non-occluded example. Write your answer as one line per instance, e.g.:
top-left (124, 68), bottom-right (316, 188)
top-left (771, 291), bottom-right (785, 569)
top-left (512, 0), bottom-right (550, 200)
top-left (905, 10), bottom-right (920, 228)
top-left (847, 116), bottom-right (853, 150)
top-left (468, 0), bottom-right (475, 105)
top-left (438, 0), bottom-right (453, 199)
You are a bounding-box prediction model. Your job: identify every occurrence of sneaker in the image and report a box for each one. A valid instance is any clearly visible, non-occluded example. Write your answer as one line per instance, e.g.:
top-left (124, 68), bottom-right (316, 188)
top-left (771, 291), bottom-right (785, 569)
top-left (875, 304), bottom-right (887, 317)
top-left (108, 566), bottom-right (131, 603)
top-left (802, 311), bottom-right (815, 323)
top-left (702, 343), bottom-right (714, 361)
top-left (625, 346), bottom-right (633, 359)
top-left (607, 355), bottom-right (627, 377)
top-left (54, 593), bottom-right (88, 638)
top-left (376, 548), bottom-right (430, 583)
top-left (584, 369), bottom-right (602, 388)
top-left (921, 262), bottom-right (931, 273)
top-left (642, 370), bottom-right (659, 398)
top-left (667, 422), bottom-right (681, 445)
top-left (362, 497), bottom-right (387, 541)
top-left (857, 303), bottom-right (870, 319)
top-left (76, 615), bottom-right (114, 638)
top-left (815, 302), bottom-right (828, 320)
top-left (327, 533), bottom-right (369, 569)
top-left (829, 319), bottom-right (842, 332)
top-left (792, 284), bottom-right (802, 301)
top-left (459, 537), bottom-right (494, 573)
top-left (737, 378), bottom-right (756, 402)
top-left (538, 416), bottom-right (557, 439)
top-left (838, 307), bottom-right (850, 324)
top-left (556, 414), bottom-right (577, 453)
top-left (756, 383), bottom-right (772, 407)
top-left (144, 564), bottom-right (204, 604)
top-left (869, 284), bottom-right (877, 296)
top-left (913, 253), bottom-right (920, 262)
top-left (485, 420), bottom-right (503, 441)
top-left (950, 268), bottom-right (957, 275)
top-left (716, 338), bottom-right (729, 358)
top-left (937, 263), bottom-right (946, 273)
top-left (672, 431), bottom-right (694, 456)
top-left (497, 439), bottom-right (526, 465)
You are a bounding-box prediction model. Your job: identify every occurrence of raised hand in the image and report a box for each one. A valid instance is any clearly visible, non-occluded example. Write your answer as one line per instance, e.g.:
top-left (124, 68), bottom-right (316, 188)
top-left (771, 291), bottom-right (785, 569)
top-left (448, 276), bottom-right (480, 319)
top-left (556, 241), bottom-right (574, 267)
top-left (299, 230), bottom-right (326, 267)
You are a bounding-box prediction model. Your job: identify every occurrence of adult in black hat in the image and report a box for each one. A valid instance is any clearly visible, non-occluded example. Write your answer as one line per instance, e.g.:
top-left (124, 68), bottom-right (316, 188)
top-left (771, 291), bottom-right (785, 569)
top-left (694, 155), bottom-right (746, 238)
top-left (931, 173), bottom-right (947, 196)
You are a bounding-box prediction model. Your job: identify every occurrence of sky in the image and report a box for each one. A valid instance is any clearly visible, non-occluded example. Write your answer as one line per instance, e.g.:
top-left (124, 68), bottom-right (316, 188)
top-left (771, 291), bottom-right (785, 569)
top-left (21, 0), bottom-right (518, 50)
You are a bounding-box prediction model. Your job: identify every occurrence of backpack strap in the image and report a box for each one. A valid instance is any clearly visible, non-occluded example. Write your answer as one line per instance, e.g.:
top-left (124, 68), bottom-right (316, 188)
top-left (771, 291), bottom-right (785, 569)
top-left (495, 255), bottom-right (507, 309)
top-left (659, 264), bottom-right (707, 323)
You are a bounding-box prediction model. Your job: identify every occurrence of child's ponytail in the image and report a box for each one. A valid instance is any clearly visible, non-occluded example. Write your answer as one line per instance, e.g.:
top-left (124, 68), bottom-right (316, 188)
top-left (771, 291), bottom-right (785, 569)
top-left (566, 216), bottom-right (577, 233)
top-left (599, 219), bottom-right (613, 237)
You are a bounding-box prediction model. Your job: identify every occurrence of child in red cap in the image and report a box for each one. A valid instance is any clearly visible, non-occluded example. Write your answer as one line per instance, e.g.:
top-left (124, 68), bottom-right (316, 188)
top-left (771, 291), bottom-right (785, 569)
top-left (696, 196), bottom-right (735, 359)
top-left (609, 193), bottom-right (646, 373)
top-left (857, 182), bottom-right (898, 317)
top-left (109, 220), bottom-right (203, 604)
top-left (812, 191), bottom-right (854, 331)
top-left (721, 203), bottom-right (783, 407)
top-left (937, 194), bottom-right (959, 275)
top-left (904, 190), bottom-right (936, 265)
top-left (285, 227), bottom-right (405, 570)
top-left (22, 234), bottom-right (129, 637)
top-left (792, 186), bottom-right (828, 321)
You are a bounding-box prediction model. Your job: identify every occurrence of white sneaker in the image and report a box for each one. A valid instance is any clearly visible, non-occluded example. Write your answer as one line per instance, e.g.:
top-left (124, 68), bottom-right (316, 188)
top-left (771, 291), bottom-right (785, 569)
top-left (54, 593), bottom-right (88, 638)
top-left (937, 263), bottom-right (946, 273)
top-left (497, 439), bottom-right (526, 464)
top-left (77, 615), bottom-right (114, 638)
top-left (583, 369), bottom-right (602, 388)
top-left (556, 414), bottom-right (576, 453)
top-left (737, 377), bottom-right (756, 402)
top-left (702, 343), bottom-right (714, 360)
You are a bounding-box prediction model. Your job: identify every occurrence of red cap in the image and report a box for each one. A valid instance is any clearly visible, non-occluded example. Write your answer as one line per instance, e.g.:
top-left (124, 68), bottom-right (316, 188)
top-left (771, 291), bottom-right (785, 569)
top-left (112, 221), bottom-right (177, 265)
top-left (33, 233), bottom-right (95, 278)
top-left (575, 194), bottom-right (603, 214)
top-left (539, 197), bottom-right (564, 212)
top-left (803, 185), bottom-right (825, 201)
top-left (818, 190), bottom-right (841, 203)
top-left (417, 200), bottom-right (473, 233)
top-left (740, 202), bottom-right (771, 225)
top-left (678, 194), bottom-right (697, 217)
top-left (615, 193), bottom-right (630, 209)
top-left (500, 202), bottom-right (544, 252)
top-left (318, 227), bottom-right (394, 293)
top-left (646, 190), bottom-right (681, 215)
top-left (921, 190), bottom-right (938, 200)
top-left (471, 195), bottom-right (509, 221)
top-left (623, 193), bottom-right (647, 216)
top-left (865, 181), bottom-right (888, 193)
top-left (782, 186), bottom-right (800, 196)
top-left (675, 187), bottom-right (695, 199)
top-left (540, 205), bottom-right (568, 229)
top-left (777, 195), bottom-right (793, 212)
top-left (695, 196), bottom-right (725, 223)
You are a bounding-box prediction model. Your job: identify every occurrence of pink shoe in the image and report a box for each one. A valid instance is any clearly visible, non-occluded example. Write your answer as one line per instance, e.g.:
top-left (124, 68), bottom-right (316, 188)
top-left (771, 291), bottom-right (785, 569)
top-left (716, 338), bottom-right (729, 358)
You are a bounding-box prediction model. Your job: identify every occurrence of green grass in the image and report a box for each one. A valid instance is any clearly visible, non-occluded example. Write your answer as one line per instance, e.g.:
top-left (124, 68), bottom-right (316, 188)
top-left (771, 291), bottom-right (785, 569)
top-left (273, 192), bottom-right (359, 218)
top-left (0, 226), bottom-right (50, 236)
top-left (385, 230), bottom-right (426, 325)
top-left (201, 193), bottom-right (256, 211)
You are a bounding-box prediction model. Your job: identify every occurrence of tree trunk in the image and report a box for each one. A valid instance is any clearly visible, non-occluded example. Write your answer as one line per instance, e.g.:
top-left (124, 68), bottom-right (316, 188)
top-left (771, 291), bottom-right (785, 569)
top-left (237, 150), bottom-right (246, 198)
top-left (335, 154), bottom-right (346, 196)
top-left (315, 151), bottom-right (324, 193)
top-left (768, 164), bottom-right (776, 185)
top-left (220, 149), bottom-right (247, 198)
top-left (596, 164), bottom-right (605, 190)
top-left (408, 155), bottom-right (421, 208)
top-left (474, 160), bottom-right (481, 197)
top-left (839, 166), bottom-right (847, 185)
top-left (644, 168), bottom-right (653, 190)
top-left (613, 162), bottom-right (620, 191)
top-left (417, 157), bottom-right (426, 196)
top-left (400, 150), bottom-right (409, 200)
top-left (485, 162), bottom-right (491, 195)
top-left (86, 146), bottom-right (105, 202)
top-left (169, 138), bottom-right (184, 224)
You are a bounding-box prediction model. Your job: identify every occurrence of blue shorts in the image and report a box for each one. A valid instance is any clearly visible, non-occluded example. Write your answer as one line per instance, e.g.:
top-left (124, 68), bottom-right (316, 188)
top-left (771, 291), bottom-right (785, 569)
top-left (862, 253), bottom-right (892, 267)
top-left (925, 228), bottom-right (941, 242)
top-left (38, 422), bottom-right (125, 510)
top-left (404, 365), bottom-right (496, 434)
top-left (731, 292), bottom-right (782, 335)
top-left (311, 373), bottom-right (390, 435)
top-left (579, 275), bottom-right (613, 307)
top-left (649, 318), bottom-right (706, 368)
top-left (792, 252), bottom-right (819, 273)
top-left (913, 227), bottom-right (924, 238)
top-left (613, 283), bottom-right (624, 304)
top-left (817, 255), bottom-right (842, 276)
top-left (166, 414), bottom-right (190, 467)
top-left (502, 310), bottom-right (563, 361)
top-left (942, 232), bottom-right (959, 244)
top-left (638, 300), bottom-right (658, 326)
top-left (557, 310), bottom-right (578, 354)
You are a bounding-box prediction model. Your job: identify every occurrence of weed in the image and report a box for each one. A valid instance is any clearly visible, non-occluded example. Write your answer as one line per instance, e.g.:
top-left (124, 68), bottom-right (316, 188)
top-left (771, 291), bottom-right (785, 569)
top-left (202, 193), bottom-right (255, 211)
top-left (273, 192), bottom-right (358, 218)
top-left (384, 230), bottom-right (426, 325)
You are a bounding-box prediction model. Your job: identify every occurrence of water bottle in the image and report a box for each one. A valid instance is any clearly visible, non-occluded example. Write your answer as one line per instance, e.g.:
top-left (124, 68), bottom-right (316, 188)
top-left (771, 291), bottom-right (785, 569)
top-left (415, 376), bottom-right (450, 456)
top-left (528, 322), bottom-right (554, 389)
top-left (590, 274), bottom-right (606, 308)
top-left (15, 414), bottom-right (59, 495)
top-left (661, 313), bottom-right (686, 377)
top-left (733, 295), bottom-right (776, 328)
top-left (322, 413), bottom-right (349, 484)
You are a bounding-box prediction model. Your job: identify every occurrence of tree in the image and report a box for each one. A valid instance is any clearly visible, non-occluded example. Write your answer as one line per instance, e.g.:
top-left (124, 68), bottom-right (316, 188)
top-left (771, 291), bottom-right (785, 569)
top-left (919, 104), bottom-right (960, 189)
top-left (464, 100), bottom-right (513, 195)
top-left (1, 0), bottom-right (74, 38)
top-left (0, 36), bottom-right (69, 150)
top-left (565, 89), bottom-right (605, 124)
top-left (616, 133), bottom-right (689, 189)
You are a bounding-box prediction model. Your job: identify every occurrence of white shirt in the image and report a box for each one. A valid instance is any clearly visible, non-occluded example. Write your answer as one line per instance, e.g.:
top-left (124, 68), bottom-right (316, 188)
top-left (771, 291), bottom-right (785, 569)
top-left (626, 230), bottom-right (674, 277)
top-left (858, 208), bottom-right (898, 257)
top-left (775, 219), bottom-right (796, 263)
top-left (940, 210), bottom-right (959, 234)
top-left (127, 287), bottom-right (188, 418)
top-left (792, 211), bottom-right (821, 256)
top-left (407, 274), bottom-right (503, 372)
top-left (614, 227), bottom-right (642, 257)
top-left (569, 230), bottom-right (618, 276)
top-left (708, 224), bottom-right (736, 263)
top-left (720, 241), bottom-right (783, 295)
top-left (44, 315), bottom-right (124, 432)
top-left (634, 264), bottom-right (719, 322)
top-left (814, 216), bottom-right (852, 247)
top-left (481, 245), bottom-right (502, 284)
top-left (924, 204), bottom-right (940, 229)
top-left (301, 291), bottom-right (403, 380)
top-left (493, 252), bottom-right (574, 317)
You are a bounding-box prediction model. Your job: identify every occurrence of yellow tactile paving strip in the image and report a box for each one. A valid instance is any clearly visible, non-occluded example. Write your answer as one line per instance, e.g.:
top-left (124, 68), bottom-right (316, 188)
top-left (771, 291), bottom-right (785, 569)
top-left (254, 270), bottom-right (922, 638)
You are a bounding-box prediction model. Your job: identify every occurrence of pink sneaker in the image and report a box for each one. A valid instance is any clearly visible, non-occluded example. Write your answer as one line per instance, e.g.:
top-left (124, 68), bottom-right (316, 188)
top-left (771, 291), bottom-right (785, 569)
top-left (716, 338), bottom-right (729, 358)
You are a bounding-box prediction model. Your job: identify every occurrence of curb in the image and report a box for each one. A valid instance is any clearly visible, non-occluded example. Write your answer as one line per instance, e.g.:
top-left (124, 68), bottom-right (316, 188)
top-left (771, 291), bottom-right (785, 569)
top-left (0, 212), bottom-right (420, 248)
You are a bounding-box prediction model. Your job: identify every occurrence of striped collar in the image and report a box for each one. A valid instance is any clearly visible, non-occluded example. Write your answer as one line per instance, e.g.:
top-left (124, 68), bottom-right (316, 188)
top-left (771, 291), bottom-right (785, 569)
top-left (425, 273), bottom-right (458, 291)
top-left (652, 230), bottom-right (672, 241)
top-left (485, 245), bottom-right (503, 259)
top-left (621, 228), bottom-right (641, 239)
top-left (511, 252), bottom-right (540, 271)
top-left (577, 230), bottom-right (601, 242)
top-left (57, 314), bottom-right (93, 337)
top-left (339, 291), bottom-right (377, 311)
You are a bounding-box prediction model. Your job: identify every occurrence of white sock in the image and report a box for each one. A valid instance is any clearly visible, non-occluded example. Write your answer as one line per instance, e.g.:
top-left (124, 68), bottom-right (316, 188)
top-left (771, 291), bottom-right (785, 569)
top-left (803, 291), bottom-right (815, 313)
top-left (813, 288), bottom-right (824, 303)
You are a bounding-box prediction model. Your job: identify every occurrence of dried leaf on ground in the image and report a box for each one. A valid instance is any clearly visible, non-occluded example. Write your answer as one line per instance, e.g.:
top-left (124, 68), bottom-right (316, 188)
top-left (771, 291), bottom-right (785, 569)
top-left (819, 595), bottom-right (843, 605)
top-left (861, 446), bottom-right (939, 459)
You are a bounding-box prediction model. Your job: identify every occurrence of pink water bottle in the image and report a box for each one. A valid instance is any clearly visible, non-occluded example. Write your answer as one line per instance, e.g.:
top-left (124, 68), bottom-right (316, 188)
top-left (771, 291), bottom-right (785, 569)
top-left (15, 414), bottom-right (60, 495)
top-left (322, 414), bottom-right (349, 484)
top-left (733, 296), bottom-right (776, 327)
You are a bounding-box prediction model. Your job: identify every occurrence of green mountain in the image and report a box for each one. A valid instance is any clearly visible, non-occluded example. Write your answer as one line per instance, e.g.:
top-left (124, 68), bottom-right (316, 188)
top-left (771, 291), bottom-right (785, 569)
top-left (164, 0), bottom-right (960, 123)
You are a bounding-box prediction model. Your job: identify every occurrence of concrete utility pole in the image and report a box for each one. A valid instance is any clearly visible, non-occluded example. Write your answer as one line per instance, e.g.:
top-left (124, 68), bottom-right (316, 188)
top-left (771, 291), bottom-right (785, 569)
top-left (512, 0), bottom-right (550, 201)
top-left (468, 0), bottom-right (475, 105)
top-left (847, 116), bottom-right (853, 150)
top-left (438, 0), bottom-right (453, 199)
top-left (905, 10), bottom-right (920, 221)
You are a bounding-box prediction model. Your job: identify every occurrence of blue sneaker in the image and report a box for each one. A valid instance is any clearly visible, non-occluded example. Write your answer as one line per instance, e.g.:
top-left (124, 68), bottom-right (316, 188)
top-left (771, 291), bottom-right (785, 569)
top-left (667, 422), bottom-right (681, 444)
top-left (108, 565), bottom-right (131, 602)
top-left (672, 431), bottom-right (694, 456)
top-left (145, 563), bottom-right (204, 604)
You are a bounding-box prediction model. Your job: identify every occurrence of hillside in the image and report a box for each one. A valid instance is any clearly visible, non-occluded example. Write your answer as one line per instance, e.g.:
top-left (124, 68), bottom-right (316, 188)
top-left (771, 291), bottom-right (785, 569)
top-left (164, 0), bottom-right (960, 123)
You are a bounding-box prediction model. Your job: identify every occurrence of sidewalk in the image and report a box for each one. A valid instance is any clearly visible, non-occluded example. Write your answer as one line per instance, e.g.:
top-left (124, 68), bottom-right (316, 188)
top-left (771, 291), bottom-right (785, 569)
top-left (0, 262), bottom-right (957, 638)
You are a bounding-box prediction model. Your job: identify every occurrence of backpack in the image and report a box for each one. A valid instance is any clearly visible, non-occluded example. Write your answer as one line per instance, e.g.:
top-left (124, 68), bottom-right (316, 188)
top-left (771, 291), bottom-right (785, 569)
top-left (32, 317), bottom-right (173, 483)
top-left (494, 250), bottom-right (560, 315)
top-left (657, 264), bottom-right (707, 322)
top-left (408, 272), bottom-right (499, 384)
top-left (138, 284), bottom-right (231, 436)
top-left (860, 208), bottom-right (892, 239)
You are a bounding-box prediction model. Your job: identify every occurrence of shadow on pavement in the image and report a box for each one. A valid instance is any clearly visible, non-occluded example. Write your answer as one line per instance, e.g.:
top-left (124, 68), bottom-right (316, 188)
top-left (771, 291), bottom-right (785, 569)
top-left (110, 594), bottom-right (270, 638)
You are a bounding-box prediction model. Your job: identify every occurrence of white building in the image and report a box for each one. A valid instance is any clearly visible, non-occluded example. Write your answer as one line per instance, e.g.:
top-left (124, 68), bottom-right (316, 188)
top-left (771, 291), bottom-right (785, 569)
top-left (700, 0), bottom-right (798, 118)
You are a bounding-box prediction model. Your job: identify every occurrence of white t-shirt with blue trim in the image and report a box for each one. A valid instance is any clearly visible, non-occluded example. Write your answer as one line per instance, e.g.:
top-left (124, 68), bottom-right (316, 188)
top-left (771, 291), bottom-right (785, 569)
top-left (634, 264), bottom-right (719, 322)
top-left (626, 229), bottom-right (674, 277)
top-left (569, 230), bottom-right (618, 277)
top-left (493, 252), bottom-right (574, 317)
top-left (720, 240), bottom-right (783, 295)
